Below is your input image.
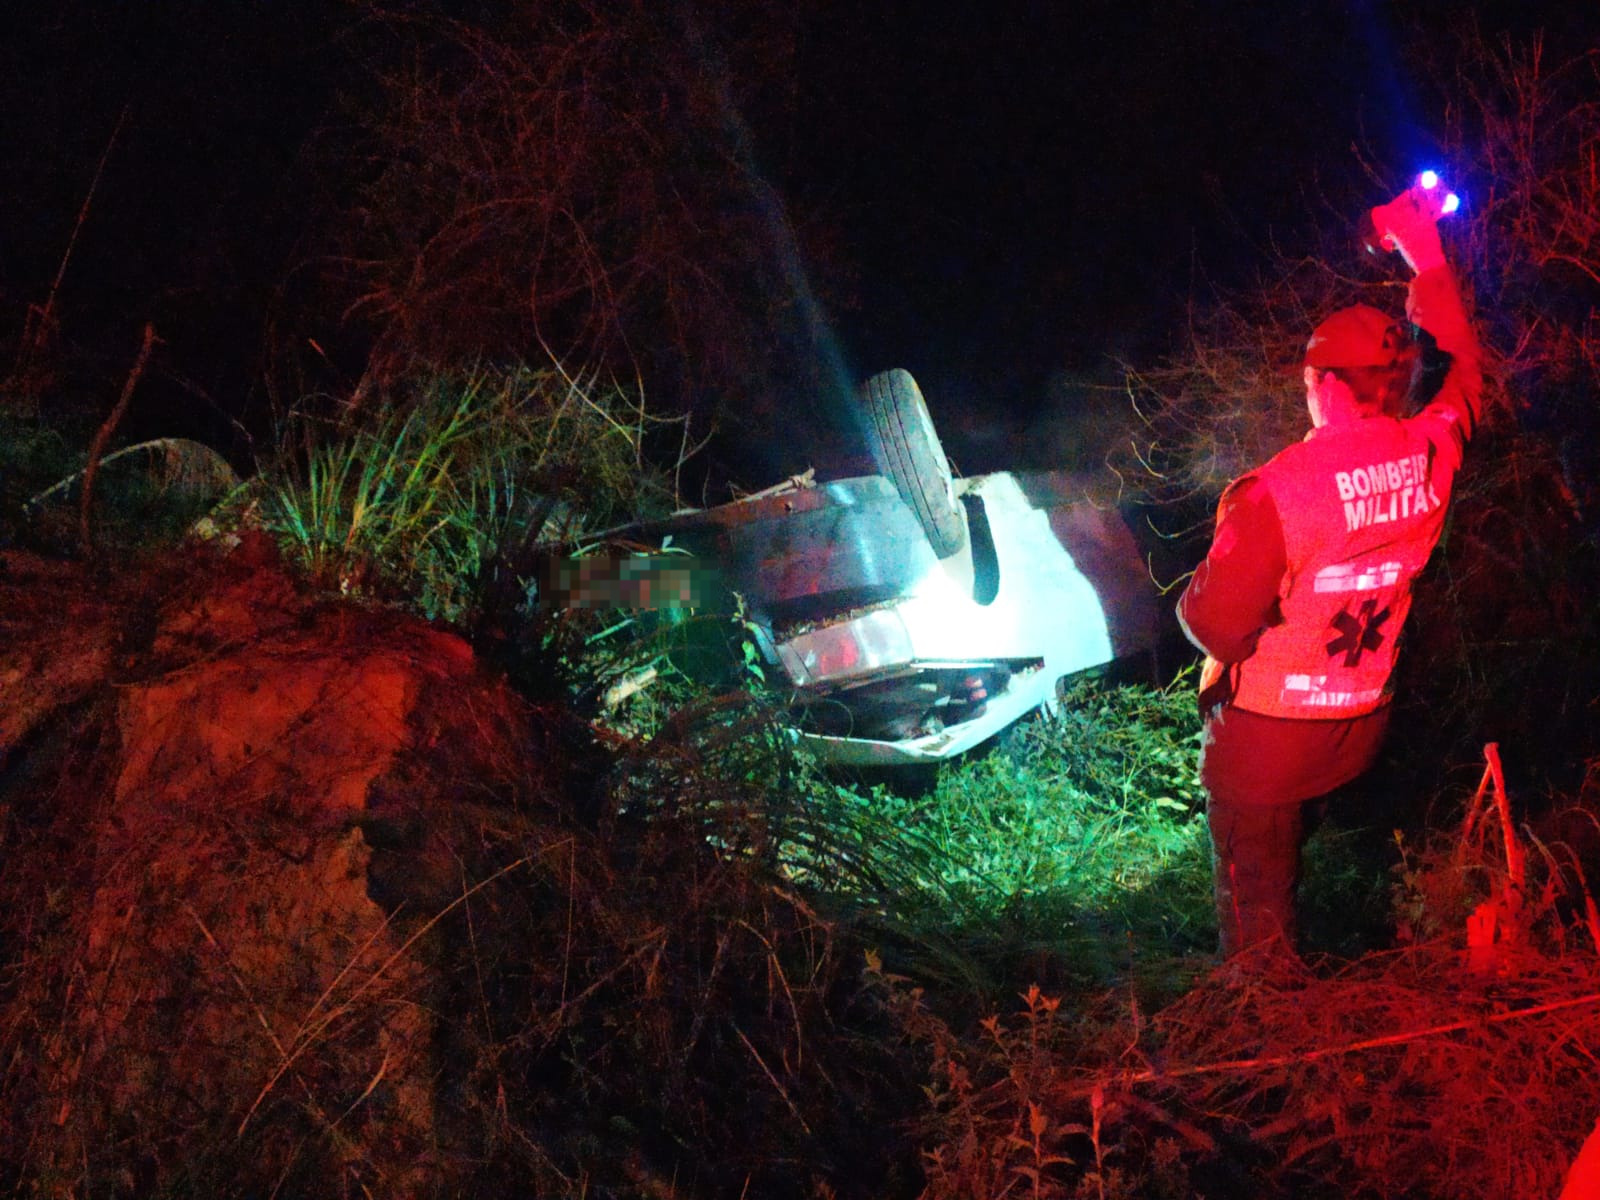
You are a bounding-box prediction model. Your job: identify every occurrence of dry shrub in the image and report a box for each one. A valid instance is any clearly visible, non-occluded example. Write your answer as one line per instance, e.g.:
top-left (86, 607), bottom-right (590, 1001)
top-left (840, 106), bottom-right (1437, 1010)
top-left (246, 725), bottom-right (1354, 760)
top-left (1117, 256), bottom-right (1343, 521)
top-left (902, 748), bottom-right (1600, 1200)
top-left (407, 691), bottom-right (928, 1199)
top-left (1138, 945), bottom-right (1600, 1198)
top-left (1119, 25), bottom-right (1600, 515)
top-left (1393, 25), bottom-right (1600, 788)
top-left (322, 0), bottom-right (848, 435)
top-left (903, 944), bottom-right (1600, 1200)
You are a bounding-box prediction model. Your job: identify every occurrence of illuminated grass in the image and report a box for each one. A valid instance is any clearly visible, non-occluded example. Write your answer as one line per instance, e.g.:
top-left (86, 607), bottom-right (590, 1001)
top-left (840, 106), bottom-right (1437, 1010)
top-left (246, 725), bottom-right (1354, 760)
top-left (785, 668), bottom-right (1412, 1001)
top-left (784, 671), bottom-right (1219, 995)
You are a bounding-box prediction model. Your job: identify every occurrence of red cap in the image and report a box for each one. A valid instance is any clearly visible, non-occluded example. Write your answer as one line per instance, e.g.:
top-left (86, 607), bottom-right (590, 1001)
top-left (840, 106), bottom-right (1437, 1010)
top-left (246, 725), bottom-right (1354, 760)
top-left (1304, 305), bottom-right (1411, 368)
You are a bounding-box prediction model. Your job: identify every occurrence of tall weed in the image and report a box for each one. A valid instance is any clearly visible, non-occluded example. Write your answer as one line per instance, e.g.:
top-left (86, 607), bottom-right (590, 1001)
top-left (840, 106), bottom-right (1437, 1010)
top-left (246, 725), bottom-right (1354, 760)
top-left (258, 362), bottom-right (673, 622)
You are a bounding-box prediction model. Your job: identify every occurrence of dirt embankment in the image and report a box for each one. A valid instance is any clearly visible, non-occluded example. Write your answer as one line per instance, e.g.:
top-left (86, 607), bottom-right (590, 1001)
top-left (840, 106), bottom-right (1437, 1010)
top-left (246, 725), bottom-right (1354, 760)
top-left (0, 537), bottom-right (577, 1194)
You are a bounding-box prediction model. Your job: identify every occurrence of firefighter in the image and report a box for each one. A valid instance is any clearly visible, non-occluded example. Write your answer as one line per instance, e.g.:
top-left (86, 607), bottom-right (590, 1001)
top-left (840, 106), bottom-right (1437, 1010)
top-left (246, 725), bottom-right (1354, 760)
top-left (1177, 179), bottom-right (1483, 957)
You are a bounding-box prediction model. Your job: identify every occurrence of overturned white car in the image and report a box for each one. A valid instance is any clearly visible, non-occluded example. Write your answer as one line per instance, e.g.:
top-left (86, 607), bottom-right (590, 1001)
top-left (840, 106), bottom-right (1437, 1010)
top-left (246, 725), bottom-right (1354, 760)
top-left (573, 370), bottom-right (1163, 765)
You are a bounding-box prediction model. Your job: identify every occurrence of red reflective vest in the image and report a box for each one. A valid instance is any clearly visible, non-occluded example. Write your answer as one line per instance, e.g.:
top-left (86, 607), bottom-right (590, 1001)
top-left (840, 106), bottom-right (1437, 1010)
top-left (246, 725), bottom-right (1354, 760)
top-left (1182, 266), bottom-right (1481, 720)
top-left (1222, 409), bottom-right (1465, 717)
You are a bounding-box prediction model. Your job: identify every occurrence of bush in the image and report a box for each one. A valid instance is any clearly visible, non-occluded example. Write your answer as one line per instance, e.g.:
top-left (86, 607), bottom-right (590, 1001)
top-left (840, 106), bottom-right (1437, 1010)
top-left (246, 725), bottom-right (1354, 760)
top-left (780, 672), bottom-right (1217, 1003)
top-left (0, 408), bottom-right (78, 545)
top-left (893, 747), bottom-right (1600, 1200)
top-left (256, 361), bottom-right (677, 623)
top-left (323, 0), bottom-right (848, 443)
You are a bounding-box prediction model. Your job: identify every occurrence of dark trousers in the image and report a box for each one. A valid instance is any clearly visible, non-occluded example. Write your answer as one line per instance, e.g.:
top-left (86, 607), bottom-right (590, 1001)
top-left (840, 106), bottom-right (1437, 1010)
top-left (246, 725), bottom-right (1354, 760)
top-left (1200, 703), bottom-right (1390, 957)
top-left (1208, 796), bottom-right (1315, 957)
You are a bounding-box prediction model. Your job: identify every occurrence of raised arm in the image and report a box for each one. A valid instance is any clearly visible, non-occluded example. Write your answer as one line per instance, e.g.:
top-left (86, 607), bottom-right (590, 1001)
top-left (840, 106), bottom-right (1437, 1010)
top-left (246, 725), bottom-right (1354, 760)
top-left (1377, 182), bottom-right (1484, 442)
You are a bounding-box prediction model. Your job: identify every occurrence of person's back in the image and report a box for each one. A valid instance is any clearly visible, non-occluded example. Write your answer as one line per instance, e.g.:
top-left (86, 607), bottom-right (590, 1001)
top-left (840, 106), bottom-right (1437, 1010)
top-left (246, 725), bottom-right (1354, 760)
top-left (1177, 176), bottom-right (1483, 957)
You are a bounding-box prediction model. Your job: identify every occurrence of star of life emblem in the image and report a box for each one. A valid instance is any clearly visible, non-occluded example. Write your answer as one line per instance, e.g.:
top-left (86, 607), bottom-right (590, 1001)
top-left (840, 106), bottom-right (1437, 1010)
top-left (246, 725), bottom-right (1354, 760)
top-left (1326, 598), bottom-right (1390, 667)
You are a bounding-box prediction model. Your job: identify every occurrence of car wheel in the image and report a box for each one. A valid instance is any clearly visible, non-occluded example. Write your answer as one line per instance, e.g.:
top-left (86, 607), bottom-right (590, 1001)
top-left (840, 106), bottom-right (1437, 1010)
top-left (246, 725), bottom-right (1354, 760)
top-left (860, 369), bottom-right (967, 559)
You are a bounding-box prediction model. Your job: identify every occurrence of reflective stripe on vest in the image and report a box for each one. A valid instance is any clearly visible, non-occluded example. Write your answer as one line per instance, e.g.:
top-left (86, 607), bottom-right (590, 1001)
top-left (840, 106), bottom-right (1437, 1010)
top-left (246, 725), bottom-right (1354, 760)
top-left (1230, 416), bottom-right (1459, 719)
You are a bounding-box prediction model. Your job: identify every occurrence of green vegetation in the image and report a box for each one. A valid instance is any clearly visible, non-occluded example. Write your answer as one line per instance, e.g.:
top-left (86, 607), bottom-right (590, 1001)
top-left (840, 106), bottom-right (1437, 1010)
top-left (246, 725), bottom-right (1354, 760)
top-left (1, 410), bottom-right (237, 554)
top-left (0, 407), bottom-right (77, 543)
top-left (256, 363), bottom-right (676, 624)
top-left (5, 329), bottom-right (1558, 1198)
top-left (4, 11), bottom-right (1600, 1198)
top-left (779, 674), bottom-right (1215, 998)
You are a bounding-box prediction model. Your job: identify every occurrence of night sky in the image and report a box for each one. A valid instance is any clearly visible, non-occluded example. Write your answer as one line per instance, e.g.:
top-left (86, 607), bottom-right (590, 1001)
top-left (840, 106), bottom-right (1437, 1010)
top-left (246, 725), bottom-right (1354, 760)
top-left (1, 1), bottom-right (1587, 481)
top-left (792, 0), bottom-right (1416, 468)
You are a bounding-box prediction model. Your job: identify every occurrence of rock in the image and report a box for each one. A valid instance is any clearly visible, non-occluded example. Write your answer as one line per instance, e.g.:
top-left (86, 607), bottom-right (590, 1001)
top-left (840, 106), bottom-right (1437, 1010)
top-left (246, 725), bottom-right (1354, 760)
top-left (1, 544), bottom-right (563, 1196)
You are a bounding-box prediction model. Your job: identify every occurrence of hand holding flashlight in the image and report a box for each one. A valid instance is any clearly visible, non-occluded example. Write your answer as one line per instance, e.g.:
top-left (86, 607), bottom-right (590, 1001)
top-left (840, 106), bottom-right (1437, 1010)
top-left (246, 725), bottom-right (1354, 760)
top-left (1366, 171), bottom-right (1458, 273)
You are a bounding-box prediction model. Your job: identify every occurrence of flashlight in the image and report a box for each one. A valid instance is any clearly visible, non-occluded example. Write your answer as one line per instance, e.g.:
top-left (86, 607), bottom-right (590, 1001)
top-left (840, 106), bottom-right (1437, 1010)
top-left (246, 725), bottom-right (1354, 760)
top-left (1416, 170), bottom-right (1462, 214)
top-left (1364, 170), bottom-right (1461, 255)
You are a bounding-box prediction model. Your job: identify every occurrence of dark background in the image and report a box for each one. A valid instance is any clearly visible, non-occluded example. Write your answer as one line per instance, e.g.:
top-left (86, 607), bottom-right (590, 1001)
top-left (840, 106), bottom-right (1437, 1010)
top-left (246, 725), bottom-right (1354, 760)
top-left (1, 1), bottom-right (1587, 482)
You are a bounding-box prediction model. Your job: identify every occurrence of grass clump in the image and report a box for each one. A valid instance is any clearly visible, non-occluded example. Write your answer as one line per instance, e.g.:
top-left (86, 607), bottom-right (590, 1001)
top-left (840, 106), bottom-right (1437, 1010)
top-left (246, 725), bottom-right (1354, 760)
top-left (785, 666), bottom-right (1422, 1008)
top-left (256, 360), bottom-right (676, 624)
top-left (0, 409), bottom-right (76, 546)
top-left (1, 406), bottom-right (238, 555)
top-left (781, 671), bottom-right (1217, 1001)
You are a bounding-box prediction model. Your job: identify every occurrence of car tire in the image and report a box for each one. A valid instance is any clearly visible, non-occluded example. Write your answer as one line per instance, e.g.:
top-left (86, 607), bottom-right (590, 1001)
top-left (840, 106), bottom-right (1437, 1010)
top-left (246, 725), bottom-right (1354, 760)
top-left (860, 369), bottom-right (967, 559)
